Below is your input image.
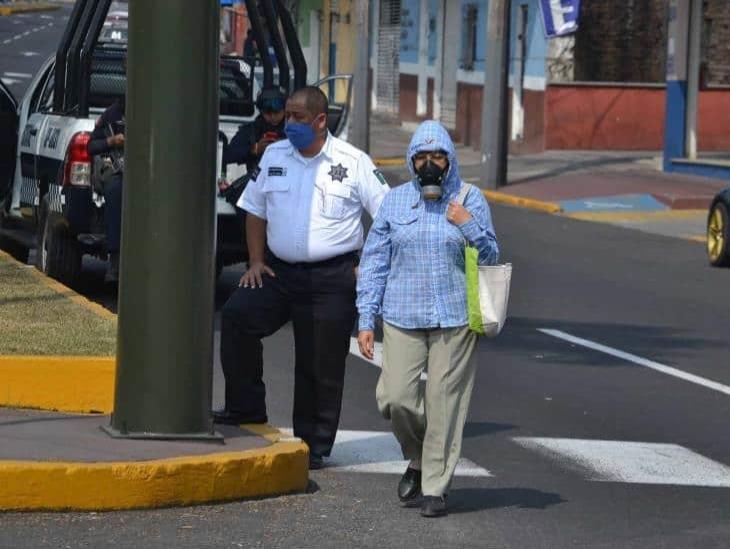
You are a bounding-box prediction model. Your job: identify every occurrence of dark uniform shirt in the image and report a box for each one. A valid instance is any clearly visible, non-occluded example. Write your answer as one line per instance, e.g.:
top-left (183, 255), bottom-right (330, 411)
top-left (88, 101), bottom-right (125, 157)
top-left (223, 114), bottom-right (285, 173)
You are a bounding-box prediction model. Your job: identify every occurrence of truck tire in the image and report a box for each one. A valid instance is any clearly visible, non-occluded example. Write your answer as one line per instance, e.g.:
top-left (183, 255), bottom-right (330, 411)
top-left (36, 196), bottom-right (81, 285)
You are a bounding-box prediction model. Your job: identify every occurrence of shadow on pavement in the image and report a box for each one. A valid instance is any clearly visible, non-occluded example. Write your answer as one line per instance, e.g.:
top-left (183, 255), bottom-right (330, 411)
top-left (463, 421), bottom-right (517, 439)
top-left (449, 487), bottom-right (566, 513)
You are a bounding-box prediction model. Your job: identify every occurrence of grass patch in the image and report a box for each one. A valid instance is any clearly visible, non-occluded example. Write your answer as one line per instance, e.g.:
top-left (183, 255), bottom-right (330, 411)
top-left (0, 256), bottom-right (116, 356)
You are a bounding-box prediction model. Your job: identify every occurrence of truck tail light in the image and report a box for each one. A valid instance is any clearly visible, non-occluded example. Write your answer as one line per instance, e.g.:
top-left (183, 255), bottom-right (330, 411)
top-left (63, 132), bottom-right (92, 187)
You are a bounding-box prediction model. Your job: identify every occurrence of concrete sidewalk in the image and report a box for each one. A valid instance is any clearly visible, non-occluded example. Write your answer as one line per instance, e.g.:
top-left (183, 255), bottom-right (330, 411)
top-left (0, 408), bottom-right (308, 511)
top-left (369, 115), bottom-right (726, 242)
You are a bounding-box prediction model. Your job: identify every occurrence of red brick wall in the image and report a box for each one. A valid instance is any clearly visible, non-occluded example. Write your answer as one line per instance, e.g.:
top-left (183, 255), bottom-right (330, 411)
top-left (545, 85), bottom-right (666, 150)
top-left (698, 90), bottom-right (730, 151)
top-left (545, 85), bottom-right (730, 151)
top-left (455, 83), bottom-right (545, 154)
top-left (398, 74), bottom-right (434, 122)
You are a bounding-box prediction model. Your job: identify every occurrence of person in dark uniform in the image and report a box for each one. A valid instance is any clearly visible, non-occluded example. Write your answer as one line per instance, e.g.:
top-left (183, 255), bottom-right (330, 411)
top-left (223, 86), bottom-right (286, 171)
top-left (218, 87), bottom-right (287, 206)
top-left (213, 86), bottom-right (389, 470)
top-left (87, 99), bottom-right (125, 282)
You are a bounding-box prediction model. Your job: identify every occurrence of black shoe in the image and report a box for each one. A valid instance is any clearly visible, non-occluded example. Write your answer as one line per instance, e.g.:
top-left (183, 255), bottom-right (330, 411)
top-left (211, 408), bottom-right (267, 425)
top-left (421, 495), bottom-right (448, 518)
top-left (398, 466), bottom-right (422, 502)
top-left (309, 453), bottom-right (324, 470)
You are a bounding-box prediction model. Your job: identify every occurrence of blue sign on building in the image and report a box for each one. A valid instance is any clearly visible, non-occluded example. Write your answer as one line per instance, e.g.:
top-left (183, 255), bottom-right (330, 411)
top-left (539, 0), bottom-right (580, 38)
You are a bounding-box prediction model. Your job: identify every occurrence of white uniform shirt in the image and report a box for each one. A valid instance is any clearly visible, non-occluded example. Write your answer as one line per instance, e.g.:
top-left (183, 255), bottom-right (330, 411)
top-left (239, 133), bottom-right (390, 263)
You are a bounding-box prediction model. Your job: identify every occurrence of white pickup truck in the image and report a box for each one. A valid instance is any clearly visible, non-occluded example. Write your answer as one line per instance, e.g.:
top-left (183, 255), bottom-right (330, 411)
top-left (0, 0), bottom-right (352, 284)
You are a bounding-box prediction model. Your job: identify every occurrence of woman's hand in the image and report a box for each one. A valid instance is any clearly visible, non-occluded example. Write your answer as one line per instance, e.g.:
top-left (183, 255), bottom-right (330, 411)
top-left (447, 202), bottom-right (472, 226)
top-left (357, 330), bottom-right (375, 360)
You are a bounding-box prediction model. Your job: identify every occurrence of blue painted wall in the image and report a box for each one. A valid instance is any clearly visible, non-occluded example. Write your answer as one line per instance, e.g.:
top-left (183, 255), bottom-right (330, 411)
top-left (401, 0), bottom-right (421, 64)
top-left (399, 0), bottom-right (547, 84)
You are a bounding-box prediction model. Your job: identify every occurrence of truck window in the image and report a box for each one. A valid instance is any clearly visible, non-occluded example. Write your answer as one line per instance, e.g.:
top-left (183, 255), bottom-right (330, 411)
top-left (86, 48), bottom-right (254, 117)
top-left (30, 66), bottom-right (54, 114)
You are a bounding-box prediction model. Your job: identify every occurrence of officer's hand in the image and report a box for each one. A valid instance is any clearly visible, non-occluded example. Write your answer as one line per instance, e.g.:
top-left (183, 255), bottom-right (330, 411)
top-left (107, 134), bottom-right (125, 149)
top-left (357, 330), bottom-right (375, 360)
top-left (447, 202), bottom-right (472, 226)
top-left (240, 261), bottom-right (276, 289)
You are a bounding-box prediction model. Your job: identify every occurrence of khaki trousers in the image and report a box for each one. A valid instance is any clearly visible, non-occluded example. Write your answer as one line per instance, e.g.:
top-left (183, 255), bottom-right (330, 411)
top-left (376, 322), bottom-right (478, 497)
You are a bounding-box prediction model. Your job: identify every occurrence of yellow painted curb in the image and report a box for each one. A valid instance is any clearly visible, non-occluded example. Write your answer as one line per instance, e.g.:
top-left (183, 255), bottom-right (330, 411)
top-left (373, 157), bottom-right (405, 167)
top-left (565, 209), bottom-right (706, 223)
top-left (0, 356), bottom-right (115, 413)
top-left (0, 3), bottom-right (59, 16)
top-left (0, 430), bottom-right (309, 511)
top-left (483, 190), bottom-right (563, 214)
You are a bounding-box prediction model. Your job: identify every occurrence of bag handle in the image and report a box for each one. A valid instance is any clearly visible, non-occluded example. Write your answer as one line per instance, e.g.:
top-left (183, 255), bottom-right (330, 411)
top-left (455, 183), bottom-right (472, 206)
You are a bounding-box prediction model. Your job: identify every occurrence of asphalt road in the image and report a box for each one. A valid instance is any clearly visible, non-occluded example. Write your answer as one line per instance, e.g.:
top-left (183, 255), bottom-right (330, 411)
top-left (3, 10), bottom-right (730, 549)
top-left (0, 4), bottom-right (70, 99)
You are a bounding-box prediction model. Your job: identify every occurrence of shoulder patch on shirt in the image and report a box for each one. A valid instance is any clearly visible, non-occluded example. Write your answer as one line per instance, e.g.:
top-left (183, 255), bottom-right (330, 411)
top-left (249, 166), bottom-right (261, 181)
top-left (268, 166), bottom-right (286, 177)
top-left (373, 169), bottom-right (389, 186)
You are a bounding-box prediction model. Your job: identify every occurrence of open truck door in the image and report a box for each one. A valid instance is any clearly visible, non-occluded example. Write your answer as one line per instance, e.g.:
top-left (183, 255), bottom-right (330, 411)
top-left (0, 80), bottom-right (18, 203)
top-left (313, 74), bottom-right (353, 138)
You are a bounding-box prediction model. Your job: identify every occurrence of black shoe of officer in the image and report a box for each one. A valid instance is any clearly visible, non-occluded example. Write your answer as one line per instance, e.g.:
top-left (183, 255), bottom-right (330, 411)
top-left (398, 466), bottom-right (422, 503)
top-left (105, 252), bottom-right (120, 283)
top-left (420, 495), bottom-right (448, 518)
top-left (211, 408), bottom-right (267, 425)
top-left (309, 453), bottom-right (324, 470)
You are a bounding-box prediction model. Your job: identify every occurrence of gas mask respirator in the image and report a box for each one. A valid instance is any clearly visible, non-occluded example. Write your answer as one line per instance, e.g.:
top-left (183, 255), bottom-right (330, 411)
top-left (415, 159), bottom-right (448, 200)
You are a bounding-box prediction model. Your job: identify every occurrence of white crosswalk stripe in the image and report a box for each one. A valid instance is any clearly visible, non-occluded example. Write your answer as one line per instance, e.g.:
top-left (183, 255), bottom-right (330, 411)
top-left (514, 437), bottom-right (730, 488)
top-left (283, 428), bottom-right (491, 477)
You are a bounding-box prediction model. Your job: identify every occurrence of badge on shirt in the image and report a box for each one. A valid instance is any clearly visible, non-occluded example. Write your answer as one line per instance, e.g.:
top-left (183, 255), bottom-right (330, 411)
top-left (250, 166), bottom-right (261, 181)
top-left (373, 169), bottom-right (389, 186)
top-left (268, 166), bottom-right (286, 177)
top-left (328, 163), bottom-right (349, 183)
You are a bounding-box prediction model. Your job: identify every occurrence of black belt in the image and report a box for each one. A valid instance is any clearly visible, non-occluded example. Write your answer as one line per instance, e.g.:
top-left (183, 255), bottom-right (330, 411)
top-left (268, 251), bottom-right (358, 269)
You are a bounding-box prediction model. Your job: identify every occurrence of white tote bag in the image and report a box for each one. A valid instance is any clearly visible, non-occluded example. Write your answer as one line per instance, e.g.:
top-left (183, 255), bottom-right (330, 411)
top-left (456, 184), bottom-right (512, 337)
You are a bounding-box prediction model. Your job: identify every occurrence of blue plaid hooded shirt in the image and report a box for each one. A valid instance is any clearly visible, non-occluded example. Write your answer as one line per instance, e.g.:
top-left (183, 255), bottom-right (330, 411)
top-left (356, 120), bottom-right (500, 332)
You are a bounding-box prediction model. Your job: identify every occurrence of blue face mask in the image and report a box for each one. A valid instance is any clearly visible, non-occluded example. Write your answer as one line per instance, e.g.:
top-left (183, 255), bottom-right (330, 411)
top-left (285, 121), bottom-right (317, 150)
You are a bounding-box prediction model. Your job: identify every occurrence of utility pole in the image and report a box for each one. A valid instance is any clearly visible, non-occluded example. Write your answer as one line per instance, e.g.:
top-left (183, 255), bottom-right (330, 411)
top-left (481, 0), bottom-right (511, 189)
top-left (350, 0), bottom-right (370, 152)
top-left (105, 0), bottom-right (220, 440)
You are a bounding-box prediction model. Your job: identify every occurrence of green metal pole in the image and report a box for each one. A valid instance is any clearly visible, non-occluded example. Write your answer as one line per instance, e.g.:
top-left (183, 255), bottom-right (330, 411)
top-left (106, 0), bottom-right (220, 440)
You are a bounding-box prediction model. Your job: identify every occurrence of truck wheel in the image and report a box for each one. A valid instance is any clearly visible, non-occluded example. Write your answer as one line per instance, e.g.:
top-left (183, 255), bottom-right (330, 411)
top-left (36, 196), bottom-right (81, 284)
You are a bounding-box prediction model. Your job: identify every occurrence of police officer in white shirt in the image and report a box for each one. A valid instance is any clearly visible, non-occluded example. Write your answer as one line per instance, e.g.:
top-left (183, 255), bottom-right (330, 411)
top-left (214, 87), bottom-right (389, 469)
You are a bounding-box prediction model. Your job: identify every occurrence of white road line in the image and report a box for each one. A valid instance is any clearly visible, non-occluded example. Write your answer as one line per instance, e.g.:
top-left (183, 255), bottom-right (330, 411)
top-left (1, 78), bottom-right (21, 86)
top-left (3, 72), bottom-right (32, 79)
top-left (21, 51), bottom-right (40, 57)
top-left (349, 337), bottom-right (428, 380)
top-left (2, 40), bottom-right (11, 45)
top-left (514, 438), bottom-right (730, 488)
top-left (22, 31), bottom-right (31, 36)
top-left (40, 14), bottom-right (53, 20)
top-left (539, 328), bottom-right (730, 397)
top-left (283, 428), bottom-right (491, 477)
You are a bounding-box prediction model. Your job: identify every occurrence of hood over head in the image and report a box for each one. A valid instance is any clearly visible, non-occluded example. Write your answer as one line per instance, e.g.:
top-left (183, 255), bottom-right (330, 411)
top-left (406, 120), bottom-right (460, 199)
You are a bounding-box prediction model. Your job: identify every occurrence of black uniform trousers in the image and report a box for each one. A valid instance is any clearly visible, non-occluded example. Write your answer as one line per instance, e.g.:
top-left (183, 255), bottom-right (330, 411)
top-left (220, 252), bottom-right (357, 457)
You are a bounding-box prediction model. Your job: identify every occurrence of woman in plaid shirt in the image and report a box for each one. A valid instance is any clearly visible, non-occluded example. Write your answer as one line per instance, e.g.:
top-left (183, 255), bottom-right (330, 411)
top-left (356, 120), bottom-right (499, 518)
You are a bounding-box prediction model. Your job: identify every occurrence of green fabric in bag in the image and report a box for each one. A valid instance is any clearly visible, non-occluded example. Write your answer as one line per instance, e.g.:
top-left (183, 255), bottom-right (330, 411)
top-left (465, 245), bottom-right (484, 335)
